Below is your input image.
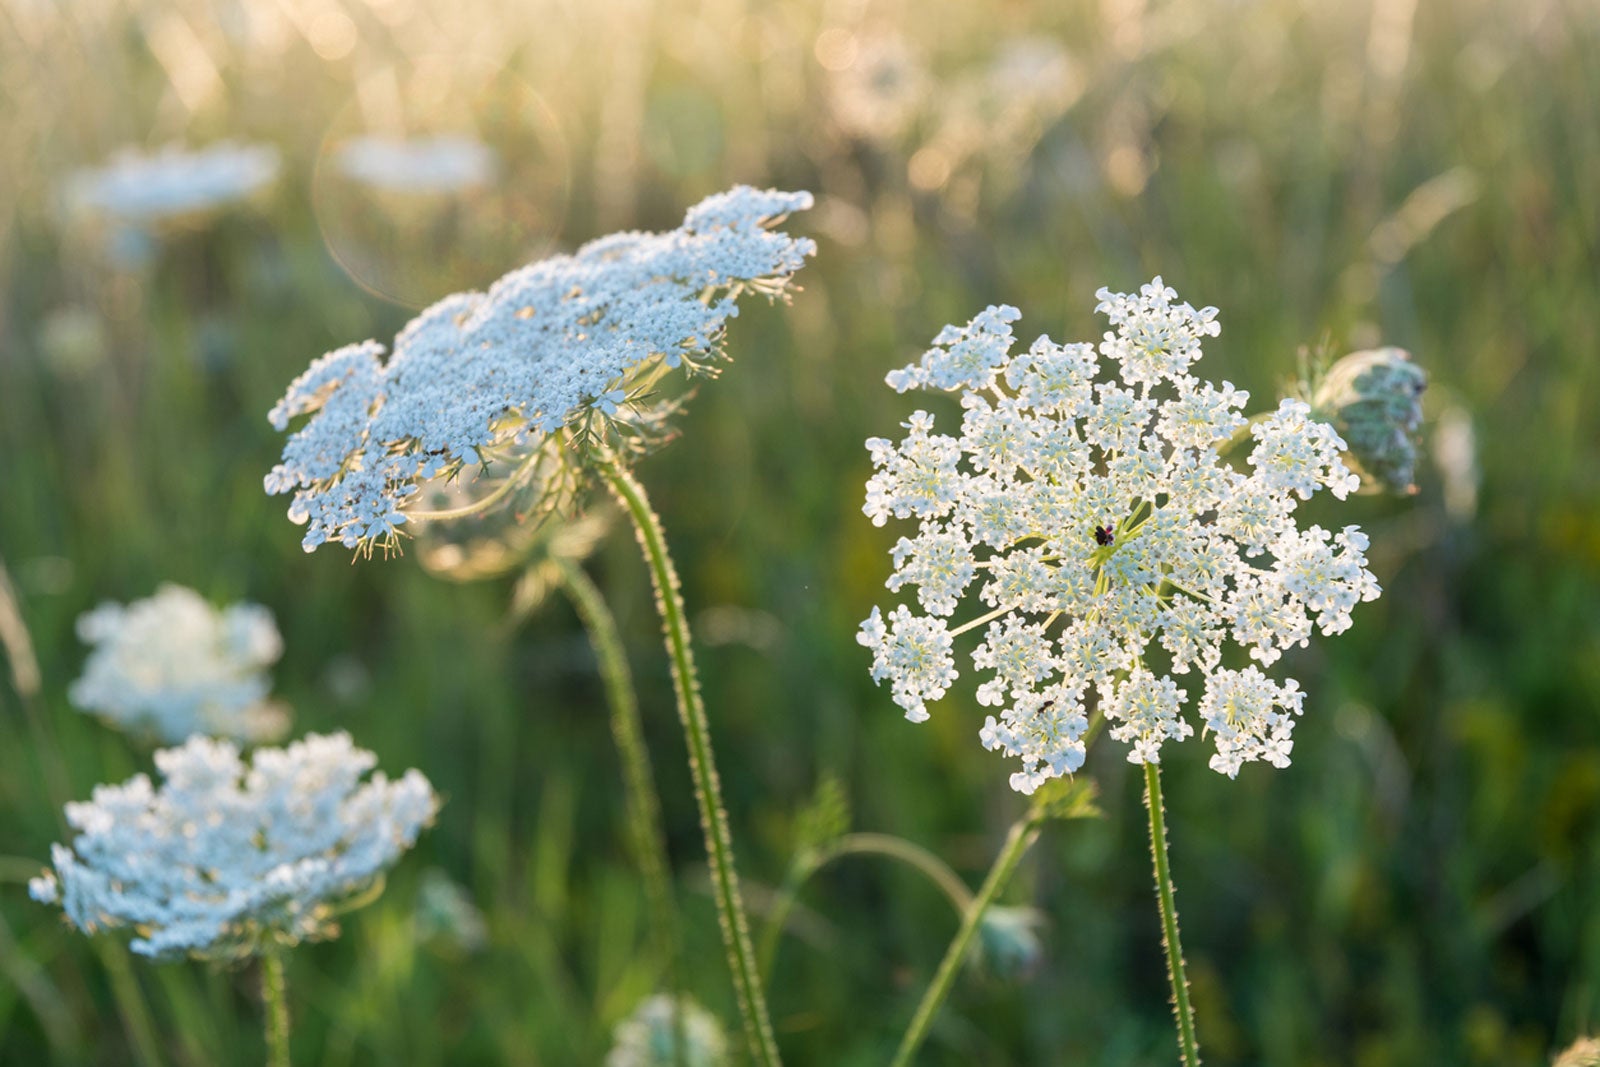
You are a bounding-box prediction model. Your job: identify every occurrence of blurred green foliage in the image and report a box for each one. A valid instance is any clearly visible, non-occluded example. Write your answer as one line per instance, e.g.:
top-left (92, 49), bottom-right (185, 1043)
top-left (2, 0), bottom-right (1599, 1063)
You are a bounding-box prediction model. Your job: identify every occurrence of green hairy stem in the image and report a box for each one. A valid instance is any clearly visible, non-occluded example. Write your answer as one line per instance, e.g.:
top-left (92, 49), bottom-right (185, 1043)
top-left (889, 805), bottom-right (1046, 1067)
top-left (262, 953), bottom-right (290, 1067)
top-left (1145, 762), bottom-right (1201, 1066)
top-left (551, 557), bottom-right (683, 1003)
top-left (599, 458), bottom-right (782, 1067)
top-left (761, 833), bottom-right (974, 978)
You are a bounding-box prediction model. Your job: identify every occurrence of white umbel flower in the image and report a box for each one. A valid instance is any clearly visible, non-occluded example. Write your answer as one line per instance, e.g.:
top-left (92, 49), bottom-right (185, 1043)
top-left (606, 994), bottom-right (729, 1067)
top-left (29, 733), bottom-right (437, 961)
top-left (859, 279), bottom-right (1381, 792)
top-left (333, 134), bottom-right (498, 195)
top-left (265, 185), bottom-right (814, 554)
top-left (65, 142), bottom-right (279, 224)
top-left (70, 584), bottom-right (288, 744)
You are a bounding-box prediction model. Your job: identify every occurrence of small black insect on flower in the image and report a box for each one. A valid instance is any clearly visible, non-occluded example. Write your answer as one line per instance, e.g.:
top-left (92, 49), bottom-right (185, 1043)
top-left (1094, 524), bottom-right (1115, 547)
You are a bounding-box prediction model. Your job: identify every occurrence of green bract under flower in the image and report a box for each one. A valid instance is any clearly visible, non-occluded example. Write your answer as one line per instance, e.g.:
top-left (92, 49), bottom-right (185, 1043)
top-left (859, 279), bottom-right (1381, 792)
top-left (265, 186), bottom-right (814, 555)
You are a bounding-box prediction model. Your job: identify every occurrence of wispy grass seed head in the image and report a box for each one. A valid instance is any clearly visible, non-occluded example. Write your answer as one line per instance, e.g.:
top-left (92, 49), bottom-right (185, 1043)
top-left (30, 732), bottom-right (437, 961)
top-left (266, 185), bottom-right (814, 555)
top-left (70, 583), bottom-right (288, 745)
top-left (859, 279), bottom-right (1381, 792)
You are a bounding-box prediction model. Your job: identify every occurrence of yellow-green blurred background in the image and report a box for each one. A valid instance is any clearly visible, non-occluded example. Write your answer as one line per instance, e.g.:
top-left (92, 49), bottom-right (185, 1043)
top-left (2, 0), bottom-right (1598, 1063)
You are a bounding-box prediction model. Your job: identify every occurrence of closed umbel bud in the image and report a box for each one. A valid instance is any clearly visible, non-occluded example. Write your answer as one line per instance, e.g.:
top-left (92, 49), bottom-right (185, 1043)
top-left (1311, 347), bottom-right (1427, 496)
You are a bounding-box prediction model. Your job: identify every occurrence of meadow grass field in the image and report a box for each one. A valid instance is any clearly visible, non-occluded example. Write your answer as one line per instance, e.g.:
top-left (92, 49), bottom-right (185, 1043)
top-left (1, 0), bottom-right (1598, 1063)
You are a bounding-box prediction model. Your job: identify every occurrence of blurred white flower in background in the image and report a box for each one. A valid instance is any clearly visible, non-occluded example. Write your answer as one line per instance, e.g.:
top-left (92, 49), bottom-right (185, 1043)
top-left (70, 583), bottom-right (289, 745)
top-left (972, 904), bottom-right (1048, 981)
top-left (606, 994), bottom-right (729, 1067)
top-left (64, 142), bottom-right (279, 225)
top-left (29, 732), bottom-right (438, 960)
top-left (265, 185), bottom-right (814, 555)
top-left (824, 31), bottom-right (929, 142)
top-left (413, 868), bottom-right (488, 955)
top-left (859, 279), bottom-right (1381, 792)
top-left (332, 134), bottom-right (498, 195)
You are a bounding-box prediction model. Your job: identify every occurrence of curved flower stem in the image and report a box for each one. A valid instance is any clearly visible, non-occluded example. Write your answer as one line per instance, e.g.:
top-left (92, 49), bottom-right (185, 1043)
top-left (550, 557), bottom-right (682, 995)
top-left (889, 807), bottom-right (1045, 1067)
top-left (404, 447), bottom-right (545, 522)
top-left (760, 833), bottom-right (974, 977)
top-left (1144, 762), bottom-right (1201, 1066)
top-left (598, 458), bottom-right (782, 1067)
top-left (261, 952), bottom-right (290, 1067)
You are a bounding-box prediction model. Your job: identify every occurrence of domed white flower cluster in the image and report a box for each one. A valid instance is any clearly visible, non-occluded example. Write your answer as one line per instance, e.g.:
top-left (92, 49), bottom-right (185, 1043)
top-left (70, 584), bottom-right (288, 745)
top-left (265, 185), bottom-right (815, 554)
top-left (333, 134), bottom-right (498, 195)
top-left (66, 142), bottom-right (280, 224)
top-left (858, 279), bottom-right (1380, 792)
top-left (607, 994), bottom-right (729, 1067)
top-left (29, 732), bottom-right (437, 960)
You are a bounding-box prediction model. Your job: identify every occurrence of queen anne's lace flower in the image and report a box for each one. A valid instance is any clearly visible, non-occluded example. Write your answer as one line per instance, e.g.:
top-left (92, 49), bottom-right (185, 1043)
top-left (70, 584), bottom-right (288, 744)
top-left (333, 134), bottom-right (497, 195)
top-left (29, 733), bottom-right (437, 960)
top-left (266, 186), bottom-right (814, 554)
top-left (859, 279), bottom-right (1381, 792)
top-left (66, 142), bottom-right (280, 224)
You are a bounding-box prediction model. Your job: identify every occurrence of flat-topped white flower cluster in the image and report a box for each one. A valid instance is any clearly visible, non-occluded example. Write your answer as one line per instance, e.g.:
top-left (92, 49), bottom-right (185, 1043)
top-left (70, 583), bottom-right (288, 744)
top-left (265, 185), bottom-right (815, 553)
top-left (859, 279), bottom-right (1380, 792)
top-left (66, 142), bottom-right (280, 224)
top-left (334, 134), bottom-right (498, 195)
top-left (30, 732), bottom-right (437, 960)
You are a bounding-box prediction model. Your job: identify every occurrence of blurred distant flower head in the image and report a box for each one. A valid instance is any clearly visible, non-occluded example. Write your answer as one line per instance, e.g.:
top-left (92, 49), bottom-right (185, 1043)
top-left (828, 32), bottom-right (929, 142)
top-left (64, 142), bottom-right (279, 226)
top-left (858, 279), bottom-right (1381, 792)
top-left (1308, 347), bottom-right (1426, 495)
top-left (70, 583), bottom-right (289, 745)
top-left (333, 134), bottom-right (498, 195)
top-left (1555, 1037), bottom-right (1600, 1067)
top-left (29, 732), bottom-right (437, 961)
top-left (972, 904), bottom-right (1046, 981)
top-left (985, 37), bottom-right (1080, 115)
top-left (1431, 403), bottom-right (1478, 521)
top-left (265, 185), bottom-right (814, 555)
top-left (37, 305), bottom-right (108, 379)
top-left (606, 994), bottom-right (729, 1067)
top-left (413, 868), bottom-right (488, 954)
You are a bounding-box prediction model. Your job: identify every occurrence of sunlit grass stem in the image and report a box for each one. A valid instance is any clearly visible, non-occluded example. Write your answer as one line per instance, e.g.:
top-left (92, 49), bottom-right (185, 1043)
top-left (598, 457), bottom-right (782, 1067)
top-left (1145, 762), bottom-right (1201, 1066)
top-left (0, 555), bottom-right (166, 1067)
top-left (262, 953), bottom-right (289, 1067)
top-left (550, 556), bottom-right (684, 1011)
top-left (889, 802), bottom-right (1046, 1067)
